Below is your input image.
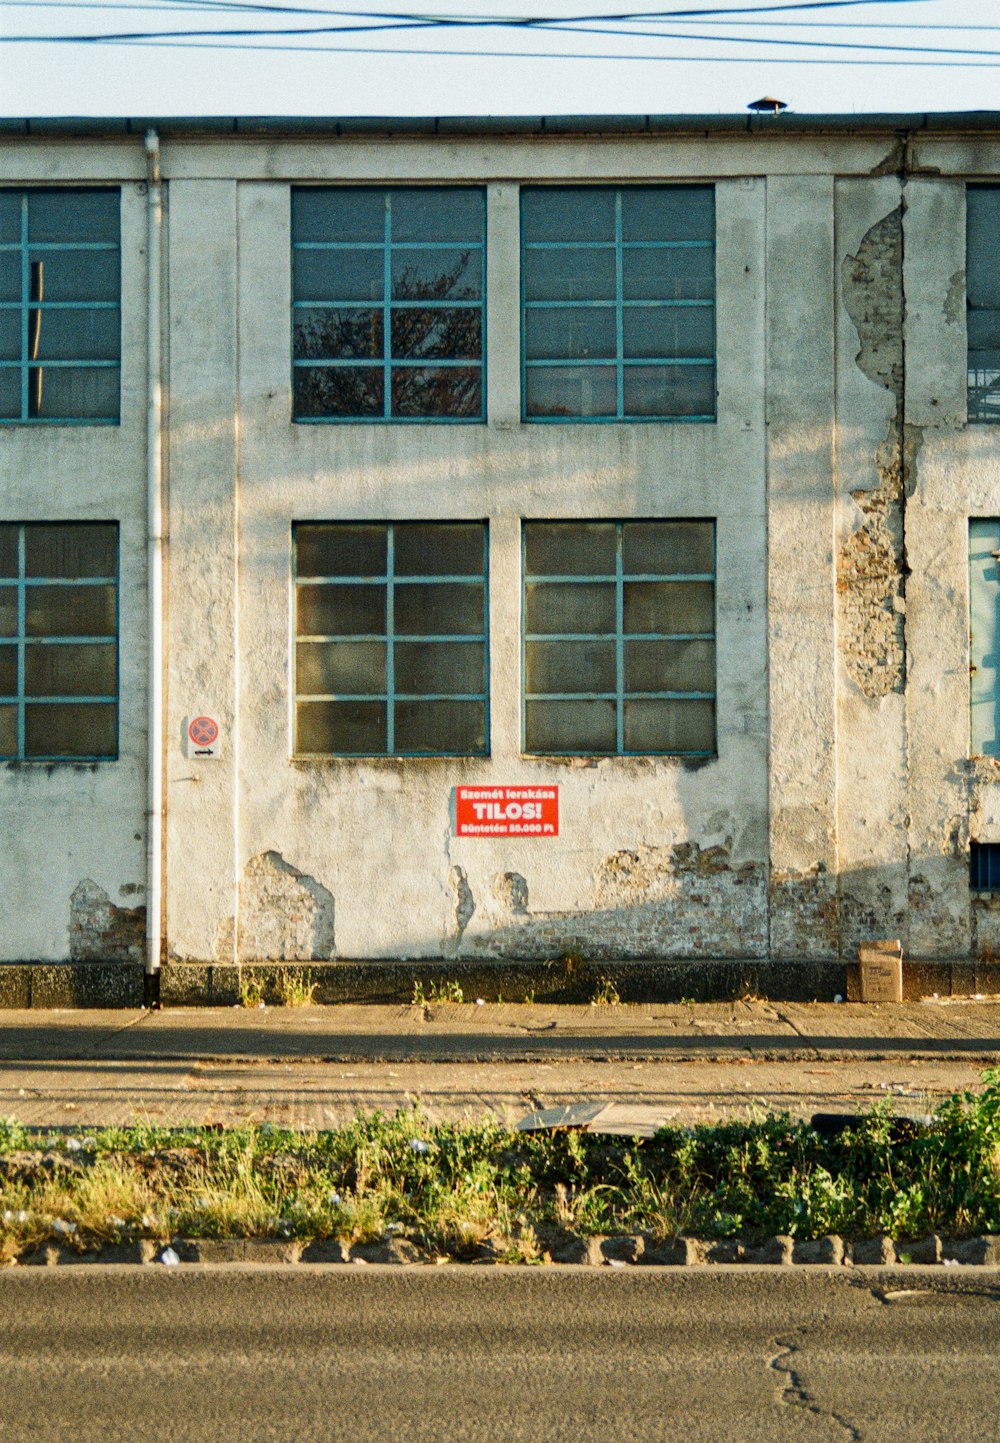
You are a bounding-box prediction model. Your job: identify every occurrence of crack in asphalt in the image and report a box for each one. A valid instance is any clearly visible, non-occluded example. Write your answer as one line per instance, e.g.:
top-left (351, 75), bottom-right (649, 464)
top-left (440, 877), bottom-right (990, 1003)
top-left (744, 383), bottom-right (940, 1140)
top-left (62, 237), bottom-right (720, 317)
top-left (770, 1336), bottom-right (863, 1440)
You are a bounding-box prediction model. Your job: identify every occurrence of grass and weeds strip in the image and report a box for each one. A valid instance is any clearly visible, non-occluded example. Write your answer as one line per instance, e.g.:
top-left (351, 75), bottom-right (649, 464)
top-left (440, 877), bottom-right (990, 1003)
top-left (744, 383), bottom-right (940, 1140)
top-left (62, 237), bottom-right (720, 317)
top-left (5, 1067), bottom-right (1000, 1264)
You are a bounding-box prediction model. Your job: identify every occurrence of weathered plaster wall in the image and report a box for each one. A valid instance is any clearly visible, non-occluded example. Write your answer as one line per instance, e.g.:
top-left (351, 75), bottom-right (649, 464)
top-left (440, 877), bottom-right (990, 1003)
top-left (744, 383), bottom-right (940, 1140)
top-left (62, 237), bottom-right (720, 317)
top-left (4, 129), bottom-right (1000, 970)
top-left (0, 173), bottom-right (148, 961)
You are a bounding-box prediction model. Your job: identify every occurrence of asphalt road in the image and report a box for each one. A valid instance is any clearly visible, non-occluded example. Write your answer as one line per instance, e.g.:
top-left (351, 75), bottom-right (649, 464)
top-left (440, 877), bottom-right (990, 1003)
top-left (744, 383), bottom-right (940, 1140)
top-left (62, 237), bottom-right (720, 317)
top-left (2, 1268), bottom-right (999, 1442)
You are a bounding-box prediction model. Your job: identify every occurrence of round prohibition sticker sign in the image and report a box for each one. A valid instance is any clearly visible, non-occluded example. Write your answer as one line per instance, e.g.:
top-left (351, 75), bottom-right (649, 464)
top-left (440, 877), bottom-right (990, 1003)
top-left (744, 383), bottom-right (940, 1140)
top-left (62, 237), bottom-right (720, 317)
top-left (188, 715), bottom-right (219, 748)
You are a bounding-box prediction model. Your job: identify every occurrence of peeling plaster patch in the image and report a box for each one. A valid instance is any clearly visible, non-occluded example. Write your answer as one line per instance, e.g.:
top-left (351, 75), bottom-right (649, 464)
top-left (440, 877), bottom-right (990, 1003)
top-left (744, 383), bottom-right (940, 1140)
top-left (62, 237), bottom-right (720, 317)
top-left (492, 872), bottom-right (528, 916)
top-left (944, 268), bottom-right (965, 326)
top-left (229, 851), bottom-right (335, 962)
top-left (839, 205), bottom-right (907, 698)
top-left (769, 866), bottom-right (839, 961)
top-left (448, 865), bottom-right (475, 948)
top-left (70, 880), bottom-right (146, 963)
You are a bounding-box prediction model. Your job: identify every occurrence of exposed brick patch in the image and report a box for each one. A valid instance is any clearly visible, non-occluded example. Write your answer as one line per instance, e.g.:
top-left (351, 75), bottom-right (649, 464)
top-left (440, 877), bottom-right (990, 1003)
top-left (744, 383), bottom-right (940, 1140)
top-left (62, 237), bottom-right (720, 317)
top-left (69, 880), bottom-right (145, 964)
top-left (217, 851), bottom-right (335, 963)
top-left (839, 204), bottom-right (908, 699)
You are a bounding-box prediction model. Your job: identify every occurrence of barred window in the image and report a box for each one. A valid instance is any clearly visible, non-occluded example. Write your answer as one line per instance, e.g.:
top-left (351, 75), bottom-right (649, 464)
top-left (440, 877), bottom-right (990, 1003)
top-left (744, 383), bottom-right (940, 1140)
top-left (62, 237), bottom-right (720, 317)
top-left (0, 523), bottom-right (118, 760)
top-left (292, 188), bottom-right (485, 422)
top-left (521, 187), bottom-right (715, 422)
top-left (968, 188), bottom-right (1000, 424)
top-left (0, 190), bottom-right (120, 424)
top-left (294, 522), bottom-right (488, 756)
top-left (523, 520), bottom-right (715, 755)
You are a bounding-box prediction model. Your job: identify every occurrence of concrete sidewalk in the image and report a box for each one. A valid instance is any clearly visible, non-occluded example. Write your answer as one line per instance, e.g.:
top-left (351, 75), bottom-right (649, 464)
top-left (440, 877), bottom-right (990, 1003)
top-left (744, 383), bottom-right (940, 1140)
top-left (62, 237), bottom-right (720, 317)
top-left (1, 999), bottom-right (999, 1130)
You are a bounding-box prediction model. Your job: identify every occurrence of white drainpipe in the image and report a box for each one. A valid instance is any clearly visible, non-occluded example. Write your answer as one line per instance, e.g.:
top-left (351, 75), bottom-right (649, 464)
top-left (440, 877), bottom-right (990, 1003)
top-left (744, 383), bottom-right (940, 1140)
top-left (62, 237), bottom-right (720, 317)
top-left (145, 130), bottom-right (164, 988)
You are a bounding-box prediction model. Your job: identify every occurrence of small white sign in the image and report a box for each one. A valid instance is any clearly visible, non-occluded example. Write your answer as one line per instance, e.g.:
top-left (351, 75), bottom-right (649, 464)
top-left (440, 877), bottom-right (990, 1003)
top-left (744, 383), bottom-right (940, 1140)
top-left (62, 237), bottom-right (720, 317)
top-left (184, 714), bottom-right (224, 760)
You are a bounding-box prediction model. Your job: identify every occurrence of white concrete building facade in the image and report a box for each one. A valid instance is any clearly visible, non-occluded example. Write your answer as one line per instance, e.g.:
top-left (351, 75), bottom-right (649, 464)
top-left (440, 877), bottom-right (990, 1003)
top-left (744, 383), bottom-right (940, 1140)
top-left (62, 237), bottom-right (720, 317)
top-left (3, 113), bottom-right (1000, 1003)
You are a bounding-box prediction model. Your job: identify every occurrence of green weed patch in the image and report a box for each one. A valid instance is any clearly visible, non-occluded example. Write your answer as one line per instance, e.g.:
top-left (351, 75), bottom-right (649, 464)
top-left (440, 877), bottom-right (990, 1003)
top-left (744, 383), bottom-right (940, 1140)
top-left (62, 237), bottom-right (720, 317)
top-left (4, 1069), bottom-right (1000, 1263)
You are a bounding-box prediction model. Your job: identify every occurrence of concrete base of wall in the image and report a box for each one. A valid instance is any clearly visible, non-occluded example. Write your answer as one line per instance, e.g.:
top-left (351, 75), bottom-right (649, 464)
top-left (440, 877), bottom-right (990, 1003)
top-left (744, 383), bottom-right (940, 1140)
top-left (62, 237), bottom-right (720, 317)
top-left (0, 958), bottom-right (996, 1009)
top-left (0, 962), bottom-right (145, 1008)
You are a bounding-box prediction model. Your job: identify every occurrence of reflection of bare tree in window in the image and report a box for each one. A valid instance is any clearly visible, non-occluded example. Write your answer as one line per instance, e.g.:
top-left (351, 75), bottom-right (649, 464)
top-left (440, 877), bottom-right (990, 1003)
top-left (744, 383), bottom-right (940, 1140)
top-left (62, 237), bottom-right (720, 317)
top-left (294, 254), bottom-right (482, 418)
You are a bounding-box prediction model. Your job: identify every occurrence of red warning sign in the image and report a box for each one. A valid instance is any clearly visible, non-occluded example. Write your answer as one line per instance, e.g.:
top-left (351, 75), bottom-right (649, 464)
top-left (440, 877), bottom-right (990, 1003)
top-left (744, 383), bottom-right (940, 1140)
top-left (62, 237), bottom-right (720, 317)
top-left (188, 715), bottom-right (219, 748)
top-left (455, 786), bottom-right (559, 837)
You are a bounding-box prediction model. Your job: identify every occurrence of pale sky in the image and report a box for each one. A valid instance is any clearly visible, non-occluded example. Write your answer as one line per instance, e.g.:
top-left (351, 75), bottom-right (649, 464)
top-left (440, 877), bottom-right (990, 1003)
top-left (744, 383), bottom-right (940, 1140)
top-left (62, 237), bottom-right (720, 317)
top-left (2, 0), bottom-right (1000, 119)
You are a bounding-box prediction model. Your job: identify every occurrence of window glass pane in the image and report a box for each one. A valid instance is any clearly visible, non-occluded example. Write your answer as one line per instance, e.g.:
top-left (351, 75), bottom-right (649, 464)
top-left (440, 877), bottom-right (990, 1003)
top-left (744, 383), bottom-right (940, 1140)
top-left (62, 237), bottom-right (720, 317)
top-left (0, 314), bottom-right (20, 361)
top-left (390, 308), bottom-right (481, 361)
top-left (621, 187), bottom-right (713, 243)
top-left (394, 699), bottom-right (485, 754)
top-left (27, 250), bottom-right (119, 303)
top-left (622, 521), bottom-right (714, 574)
top-left (524, 306), bottom-right (616, 362)
top-left (25, 583), bottom-right (115, 637)
top-left (525, 698), bottom-right (616, 753)
top-left (0, 368), bottom-right (19, 418)
top-left (622, 246), bottom-right (715, 302)
top-left (0, 194), bottom-right (21, 244)
top-left (0, 525), bottom-right (17, 577)
top-left (390, 249), bottom-right (481, 301)
top-left (0, 644), bottom-right (16, 695)
top-left (391, 189), bottom-right (483, 245)
top-left (295, 640), bottom-right (386, 696)
top-left (293, 248), bottom-right (383, 304)
top-left (968, 311), bottom-right (1000, 350)
top-left (29, 308), bottom-right (119, 363)
top-left (296, 584), bottom-right (385, 636)
top-left (293, 366), bottom-right (384, 419)
top-left (28, 365), bottom-right (118, 421)
top-left (394, 523), bottom-right (484, 577)
top-left (25, 523), bottom-right (117, 578)
top-left (522, 189), bottom-right (615, 243)
top-left (526, 581), bottom-right (615, 634)
top-left (526, 639), bottom-right (615, 693)
top-left (624, 697), bottom-right (714, 753)
top-left (523, 247), bottom-right (615, 303)
top-left (623, 580), bottom-right (714, 634)
top-left (296, 524), bottom-right (386, 579)
top-left (296, 699), bottom-right (386, 754)
top-left (25, 701), bottom-right (116, 758)
top-left (294, 307), bottom-right (383, 360)
top-left (968, 189), bottom-right (1000, 308)
top-left (524, 522), bottom-right (617, 576)
top-left (292, 189), bottom-right (385, 245)
top-left (390, 366), bottom-right (480, 418)
top-left (625, 638), bottom-right (715, 693)
top-left (395, 641), bottom-right (484, 694)
top-left (0, 704), bottom-right (14, 755)
top-left (524, 365), bottom-right (617, 419)
top-left (0, 254), bottom-right (19, 301)
top-left (28, 190), bottom-right (118, 244)
top-left (25, 641), bottom-right (116, 697)
top-left (395, 582), bottom-right (483, 636)
top-left (623, 305), bottom-right (714, 361)
top-left (0, 589), bottom-right (16, 635)
top-left (622, 364), bottom-right (715, 419)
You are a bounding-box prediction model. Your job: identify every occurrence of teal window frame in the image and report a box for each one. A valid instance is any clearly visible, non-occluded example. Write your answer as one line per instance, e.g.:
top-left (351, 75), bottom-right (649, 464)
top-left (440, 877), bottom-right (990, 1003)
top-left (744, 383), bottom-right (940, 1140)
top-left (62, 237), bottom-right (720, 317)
top-left (291, 187), bottom-right (486, 424)
top-left (0, 189), bottom-right (120, 426)
top-left (970, 841), bottom-right (1000, 891)
top-left (0, 521), bottom-right (119, 761)
top-left (520, 185), bottom-right (716, 424)
top-left (521, 519), bottom-right (716, 757)
top-left (293, 520), bottom-right (489, 757)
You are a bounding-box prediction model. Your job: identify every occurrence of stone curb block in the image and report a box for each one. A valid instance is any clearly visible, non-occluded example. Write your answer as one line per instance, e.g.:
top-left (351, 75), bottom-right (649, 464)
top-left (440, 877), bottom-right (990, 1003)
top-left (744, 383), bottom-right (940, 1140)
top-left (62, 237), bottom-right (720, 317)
top-left (13, 1232), bottom-right (1000, 1268)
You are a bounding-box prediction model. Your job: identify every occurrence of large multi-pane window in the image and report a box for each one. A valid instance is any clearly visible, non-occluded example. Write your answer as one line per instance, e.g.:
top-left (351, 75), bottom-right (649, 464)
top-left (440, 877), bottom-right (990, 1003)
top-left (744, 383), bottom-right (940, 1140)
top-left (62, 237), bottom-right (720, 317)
top-left (291, 188), bottom-right (485, 422)
top-left (967, 188), bottom-right (1000, 423)
top-left (0, 190), bottom-right (120, 424)
top-left (0, 523), bottom-right (118, 760)
top-left (522, 520), bottom-right (715, 755)
top-left (294, 522), bottom-right (488, 756)
top-left (521, 187), bottom-right (715, 422)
